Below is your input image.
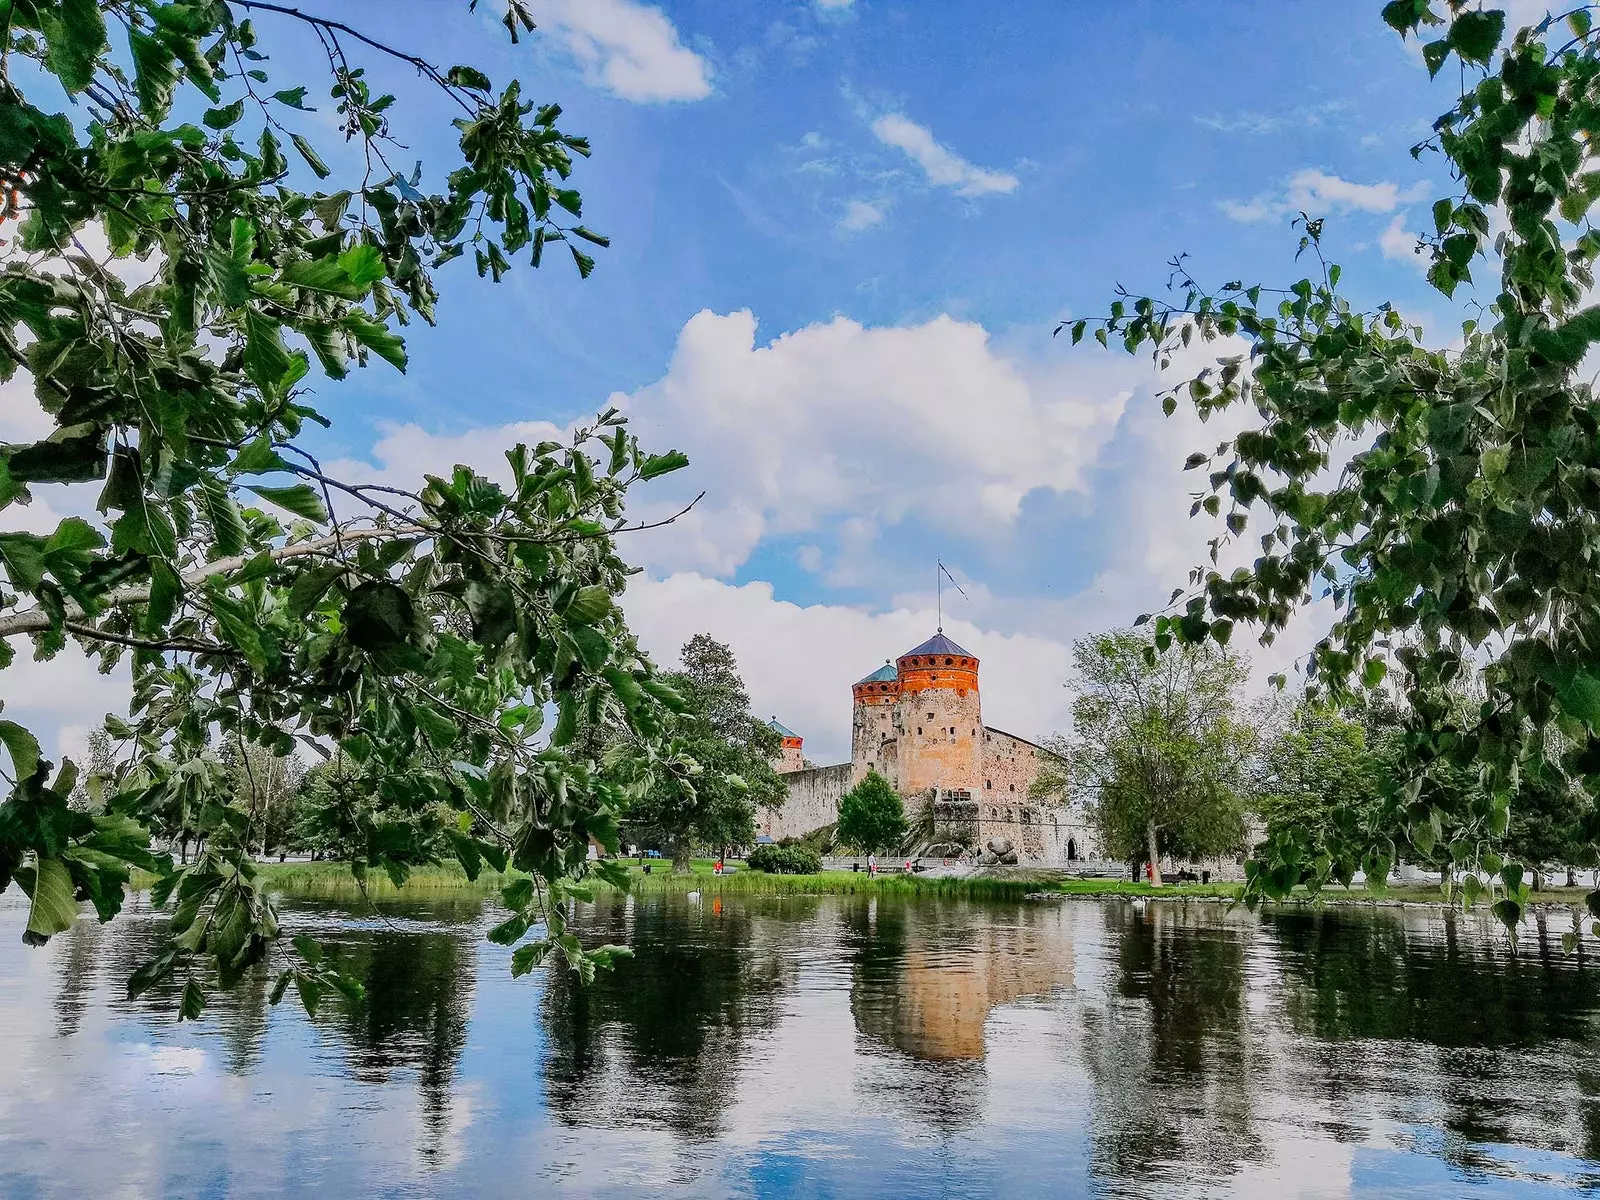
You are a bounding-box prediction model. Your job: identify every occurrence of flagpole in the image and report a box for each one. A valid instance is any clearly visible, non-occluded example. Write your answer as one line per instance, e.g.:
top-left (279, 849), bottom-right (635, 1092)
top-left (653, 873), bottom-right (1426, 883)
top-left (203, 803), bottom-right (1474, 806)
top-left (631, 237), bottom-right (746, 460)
top-left (937, 559), bottom-right (942, 632)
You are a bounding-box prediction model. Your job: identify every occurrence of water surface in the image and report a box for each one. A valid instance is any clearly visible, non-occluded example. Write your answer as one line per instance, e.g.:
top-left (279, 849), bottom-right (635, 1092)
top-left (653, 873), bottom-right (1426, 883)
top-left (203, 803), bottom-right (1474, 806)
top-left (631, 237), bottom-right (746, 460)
top-left (2, 889), bottom-right (1598, 1197)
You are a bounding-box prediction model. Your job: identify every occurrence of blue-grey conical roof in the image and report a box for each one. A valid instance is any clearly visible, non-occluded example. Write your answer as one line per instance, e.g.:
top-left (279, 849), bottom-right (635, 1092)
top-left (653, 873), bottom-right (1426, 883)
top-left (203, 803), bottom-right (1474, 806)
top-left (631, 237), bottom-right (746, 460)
top-left (857, 662), bottom-right (898, 684)
top-left (767, 717), bottom-right (800, 739)
top-left (900, 632), bottom-right (974, 660)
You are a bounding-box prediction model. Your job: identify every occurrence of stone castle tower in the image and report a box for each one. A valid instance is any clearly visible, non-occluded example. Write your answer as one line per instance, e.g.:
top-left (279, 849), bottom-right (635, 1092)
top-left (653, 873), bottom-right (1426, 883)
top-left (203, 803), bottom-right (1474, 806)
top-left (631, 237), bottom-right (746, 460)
top-left (768, 718), bottom-right (805, 773)
top-left (852, 632), bottom-right (982, 796)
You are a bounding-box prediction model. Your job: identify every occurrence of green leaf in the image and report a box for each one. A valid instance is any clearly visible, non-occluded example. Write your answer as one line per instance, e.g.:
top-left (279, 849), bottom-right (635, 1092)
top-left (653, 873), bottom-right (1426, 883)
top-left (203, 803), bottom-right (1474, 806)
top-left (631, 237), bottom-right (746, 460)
top-left (1448, 10), bottom-right (1504, 64)
top-left (564, 584), bottom-right (613, 625)
top-left (287, 563), bottom-right (345, 617)
top-left (128, 29), bottom-right (180, 117)
top-left (23, 857), bottom-right (78, 945)
top-left (128, 950), bottom-right (178, 999)
top-left (510, 940), bottom-right (550, 977)
top-left (272, 86), bottom-right (311, 109)
top-left (337, 244), bottom-right (386, 288)
top-left (243, 308), bottom-right (292, 393)
top-left (639, 450), bottom-right (689, 480)
top-left (179, 977), bottom-right (206, 1021)
top-left (231, 436), bottom-right (289, 475)
top-left (342, 312), bottom-right (407, 372)
top-left (445, 64), bottom-right (492, 91)
top-left (44, 0), bottom-right (108, 93)
top-left (290, 133), bottom-right (331, 179)
top-left (0, 720), bottom-right (42, 783)
top-left (7, 429), bottom-right (108, 483)
top-left (344, 581), bottom-right (414, 652)
top-left (413, 703), bottom-right (460, 750)
top-left (202, 98), bottom-right (245, 130)
top-left (248, 483), bottom-right (329, 523)
top-left (1363, 659), bottom-right (1388, 688)
top-left (199, 476), bottom-right (248, 557)
top-left (1422, 38), bottom-right (1451, 77)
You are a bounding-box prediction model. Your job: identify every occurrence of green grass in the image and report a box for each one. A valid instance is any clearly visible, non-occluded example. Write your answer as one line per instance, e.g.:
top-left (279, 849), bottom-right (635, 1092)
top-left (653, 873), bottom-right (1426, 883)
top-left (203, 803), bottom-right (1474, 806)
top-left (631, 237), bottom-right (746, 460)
top-left (129, 859), bottom-right (1579, 908)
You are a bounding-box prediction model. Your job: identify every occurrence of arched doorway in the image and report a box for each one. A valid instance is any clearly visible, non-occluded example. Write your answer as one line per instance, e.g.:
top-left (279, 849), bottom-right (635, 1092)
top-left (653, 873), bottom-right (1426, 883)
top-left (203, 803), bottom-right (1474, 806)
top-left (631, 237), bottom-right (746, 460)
top-left (1067, 837), bottom-right (1078, 862)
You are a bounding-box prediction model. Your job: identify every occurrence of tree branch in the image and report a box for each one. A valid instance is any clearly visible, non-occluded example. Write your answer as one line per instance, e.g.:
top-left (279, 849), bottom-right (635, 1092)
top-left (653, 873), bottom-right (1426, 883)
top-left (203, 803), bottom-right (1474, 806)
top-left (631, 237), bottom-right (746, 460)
top-left (0, 524), bottom-right (421, 640)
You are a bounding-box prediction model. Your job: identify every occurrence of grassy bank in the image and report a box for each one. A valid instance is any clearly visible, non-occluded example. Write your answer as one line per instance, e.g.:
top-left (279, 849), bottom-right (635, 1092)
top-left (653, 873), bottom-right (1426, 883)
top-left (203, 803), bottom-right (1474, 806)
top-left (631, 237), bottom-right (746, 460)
top-left (133, 860), bottom-right (1573, 909)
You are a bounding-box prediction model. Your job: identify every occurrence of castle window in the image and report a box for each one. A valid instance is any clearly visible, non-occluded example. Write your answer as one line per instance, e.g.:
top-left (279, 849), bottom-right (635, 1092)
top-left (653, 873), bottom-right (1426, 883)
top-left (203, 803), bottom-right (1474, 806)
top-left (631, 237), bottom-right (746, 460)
top-left (928, 713), bottom-right (934, 721)
top-left (1022, 810), bottom-right (1032, 825)
top-left (1006, 809), bottom-right (1013, 821)
top-left (990, 807), bottom-right (998, 818)
top-left (1009, 784), bottom-right (1015, 792)
top-left (944, 657), bottom-right (953, 665)
top-left (917, 727), bottom-right (922, 736)
top-left (986, 780), bottom-right (992, 789)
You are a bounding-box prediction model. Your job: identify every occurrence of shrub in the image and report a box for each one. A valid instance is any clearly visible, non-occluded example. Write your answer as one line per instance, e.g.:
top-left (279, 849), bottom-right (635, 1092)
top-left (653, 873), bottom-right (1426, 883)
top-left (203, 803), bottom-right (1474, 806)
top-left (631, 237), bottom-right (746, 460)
top-left (747, 844), bottom-right (823, 874)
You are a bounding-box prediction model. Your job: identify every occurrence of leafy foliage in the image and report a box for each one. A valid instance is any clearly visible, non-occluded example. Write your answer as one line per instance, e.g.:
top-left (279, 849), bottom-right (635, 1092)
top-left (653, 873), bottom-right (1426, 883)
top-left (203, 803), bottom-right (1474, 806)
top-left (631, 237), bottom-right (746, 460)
top-left (1075, 4), bottom-right (1600, 931)
top-left (837, 769), bottom-right (907, 855)
top-left (745, 843), bottom-right (821, 875)
top-left (616, 634), bottom-right (785, 869)
top-left (1044, 631), bottom-right (1255, 879)
top-left (0, 1), bottom-right (684, 1011)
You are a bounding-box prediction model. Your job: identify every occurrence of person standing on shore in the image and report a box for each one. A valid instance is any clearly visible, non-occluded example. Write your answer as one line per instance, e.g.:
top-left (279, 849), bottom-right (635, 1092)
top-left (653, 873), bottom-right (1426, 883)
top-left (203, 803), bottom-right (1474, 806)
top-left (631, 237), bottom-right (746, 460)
top-left (867, 853), bottom-right (877, 878)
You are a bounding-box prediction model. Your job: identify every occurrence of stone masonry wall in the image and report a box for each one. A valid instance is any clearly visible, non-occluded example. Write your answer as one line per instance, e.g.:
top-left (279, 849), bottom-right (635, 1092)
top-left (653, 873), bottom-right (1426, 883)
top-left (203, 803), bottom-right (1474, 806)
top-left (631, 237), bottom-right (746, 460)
top-left (759, 763), bottom-right (853, 843)
top-left (897, 687), bottom-right (983, 795)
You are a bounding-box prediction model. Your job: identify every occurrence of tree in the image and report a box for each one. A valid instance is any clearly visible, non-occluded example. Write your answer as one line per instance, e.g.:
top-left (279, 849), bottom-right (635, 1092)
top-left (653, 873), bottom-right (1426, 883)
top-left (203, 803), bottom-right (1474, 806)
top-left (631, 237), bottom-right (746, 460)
top-left (1055, 631), bottom-right (1255, 884)
top-left (0, 2), bottom-right (692, 1013)
top-left (837, 769), bottom-right (906, 855)
top-left (1254, 703), bottom-right (1388, 890)
top-left (620, 635), bottom-right (785, 871)
top-left (219, 734), bottom-right (305, 859)
top-left (1076, 4), bottom-right (1600, 930)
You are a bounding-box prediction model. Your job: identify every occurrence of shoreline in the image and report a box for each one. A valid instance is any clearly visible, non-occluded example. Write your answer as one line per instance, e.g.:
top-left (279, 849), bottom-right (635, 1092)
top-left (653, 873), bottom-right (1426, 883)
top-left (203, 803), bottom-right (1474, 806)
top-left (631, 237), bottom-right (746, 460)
top-left (124, 860), bottom-right (1592, 912)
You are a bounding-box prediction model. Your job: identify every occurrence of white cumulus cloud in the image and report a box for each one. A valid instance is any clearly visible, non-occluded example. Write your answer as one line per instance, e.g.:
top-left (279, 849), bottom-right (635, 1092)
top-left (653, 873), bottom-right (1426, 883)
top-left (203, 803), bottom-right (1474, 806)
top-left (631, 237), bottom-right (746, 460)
top-left (613, 309), bottom-right (1127, 575)
top-left (871, 114), bottom-right (1019, 197)
top-left (1221, 169), bottom-right (1429, 224)
top-left (534, 0), bottom-right (712, 103)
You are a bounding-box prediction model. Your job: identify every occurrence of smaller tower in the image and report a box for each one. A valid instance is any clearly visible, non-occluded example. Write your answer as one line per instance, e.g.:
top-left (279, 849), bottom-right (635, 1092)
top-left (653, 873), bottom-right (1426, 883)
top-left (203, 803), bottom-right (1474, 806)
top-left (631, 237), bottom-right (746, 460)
top-left (852, 662), bottom-right (901, 787)
top-left (768, 718), bottom-right (804, 773)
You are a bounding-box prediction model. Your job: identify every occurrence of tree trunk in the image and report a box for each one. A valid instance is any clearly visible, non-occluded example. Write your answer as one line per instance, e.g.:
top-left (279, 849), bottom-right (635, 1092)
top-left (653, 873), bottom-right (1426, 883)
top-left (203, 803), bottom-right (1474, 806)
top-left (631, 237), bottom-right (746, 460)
top-left (672, 836), bottom-right (692, 874)
top-left (1146, 820), bottom-right (1162, 887)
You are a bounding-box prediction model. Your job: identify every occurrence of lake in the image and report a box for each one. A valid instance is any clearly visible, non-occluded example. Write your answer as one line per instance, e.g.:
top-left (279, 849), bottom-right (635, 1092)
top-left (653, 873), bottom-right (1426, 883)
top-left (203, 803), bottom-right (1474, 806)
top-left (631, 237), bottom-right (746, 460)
top-left (2, 888), bottom-right (1599, 1198)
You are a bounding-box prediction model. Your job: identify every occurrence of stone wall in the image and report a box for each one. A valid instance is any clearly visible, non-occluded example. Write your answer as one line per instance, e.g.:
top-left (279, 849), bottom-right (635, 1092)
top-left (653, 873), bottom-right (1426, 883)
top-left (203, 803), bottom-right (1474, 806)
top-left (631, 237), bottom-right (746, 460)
top-left (897, 686), bottom-right (983, 795)
top-left (759, 763), bottom-right (853, 843)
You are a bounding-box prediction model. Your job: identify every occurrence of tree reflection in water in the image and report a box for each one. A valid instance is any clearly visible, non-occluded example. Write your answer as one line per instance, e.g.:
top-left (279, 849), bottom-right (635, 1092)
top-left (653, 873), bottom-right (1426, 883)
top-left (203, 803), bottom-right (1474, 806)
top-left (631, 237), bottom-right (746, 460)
top-left (541, 892), bottom-right (790, 1144)
top-left (1265, 906), bottom-right (1600, 1181)
top-left (1078, 901), bottom-right (1264, 1189)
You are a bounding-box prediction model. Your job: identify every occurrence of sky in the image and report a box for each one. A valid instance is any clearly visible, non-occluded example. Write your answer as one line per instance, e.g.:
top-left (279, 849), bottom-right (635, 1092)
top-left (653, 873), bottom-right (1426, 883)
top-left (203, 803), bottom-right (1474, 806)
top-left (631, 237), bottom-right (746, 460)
top-left (3, 0), bottom-right (1547, 767)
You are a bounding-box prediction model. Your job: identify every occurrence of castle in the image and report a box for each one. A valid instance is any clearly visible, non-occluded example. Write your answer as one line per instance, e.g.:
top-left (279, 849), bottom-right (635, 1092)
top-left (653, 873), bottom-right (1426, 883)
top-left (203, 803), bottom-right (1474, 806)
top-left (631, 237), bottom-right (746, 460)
top-left (759, 631), bottom-right (1097, 865)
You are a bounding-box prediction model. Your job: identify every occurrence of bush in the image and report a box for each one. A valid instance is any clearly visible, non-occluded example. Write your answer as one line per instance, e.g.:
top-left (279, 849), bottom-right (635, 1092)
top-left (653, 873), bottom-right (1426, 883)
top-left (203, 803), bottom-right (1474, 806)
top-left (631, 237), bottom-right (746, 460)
top-left (747, 844), bottom-right (822, 875)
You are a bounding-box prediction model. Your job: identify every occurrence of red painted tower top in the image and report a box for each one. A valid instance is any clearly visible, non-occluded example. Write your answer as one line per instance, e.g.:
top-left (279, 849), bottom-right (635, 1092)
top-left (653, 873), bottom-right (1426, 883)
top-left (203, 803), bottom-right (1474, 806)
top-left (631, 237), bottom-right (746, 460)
top-left (852, 661), bottom-right (900, 705)
top-left (895, 632), bottom-right (978, 697)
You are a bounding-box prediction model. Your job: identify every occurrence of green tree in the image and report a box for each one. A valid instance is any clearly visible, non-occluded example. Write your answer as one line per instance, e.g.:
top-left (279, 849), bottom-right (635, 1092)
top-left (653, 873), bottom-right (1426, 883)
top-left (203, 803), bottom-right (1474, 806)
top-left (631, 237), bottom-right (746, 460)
top-left (1254, 703), bottom-right (1386, 889)
top-left (0, 1), bottom-right (689, 1011)
top-left (621, 635), bottom-right (785, 871)
top-left (837, 769), bottom-right (907, 855)
top-left (1077, 4), bottom-right (1600, 929)
top-left (1056, 630), bottom-right (1255, 884)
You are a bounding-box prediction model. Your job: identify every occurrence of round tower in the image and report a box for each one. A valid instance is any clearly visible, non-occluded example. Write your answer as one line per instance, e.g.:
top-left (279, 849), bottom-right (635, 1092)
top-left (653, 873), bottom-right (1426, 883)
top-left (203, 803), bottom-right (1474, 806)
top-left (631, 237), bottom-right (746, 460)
top-left (893, 632), bottom-right (982, 797)
top-left (851, 661), bottom-right (900, 788)
top-left (767, 717), bottom-right (805, 774)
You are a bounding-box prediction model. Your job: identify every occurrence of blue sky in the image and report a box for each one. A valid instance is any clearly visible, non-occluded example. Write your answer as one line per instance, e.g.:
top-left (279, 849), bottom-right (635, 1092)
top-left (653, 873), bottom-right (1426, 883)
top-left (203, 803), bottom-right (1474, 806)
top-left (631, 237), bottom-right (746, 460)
top-left (6, 0), bottom-right (1538, 765)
